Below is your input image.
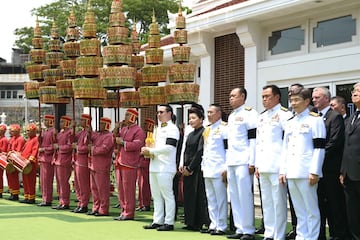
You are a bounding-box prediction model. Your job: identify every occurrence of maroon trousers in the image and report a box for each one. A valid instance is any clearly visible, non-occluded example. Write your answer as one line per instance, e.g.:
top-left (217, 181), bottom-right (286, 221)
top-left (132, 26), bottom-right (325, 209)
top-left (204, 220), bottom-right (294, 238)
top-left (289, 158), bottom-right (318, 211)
top-left (40, 162), bottom-right (55, 203)
top-left (74, 163), bottom-right (91, 207)
top-left (90, 169), bottom-right (110, 215)
top-left (6, 171), bottom-right (20, 195)
top-left (137, 164), bottom-right (151, 208)
top-left (55, 165), bottom-right (72, 206)
top-left (22, 162), bottom-right (37, 200)
top-left (117, 166), bottom-right (137, 218)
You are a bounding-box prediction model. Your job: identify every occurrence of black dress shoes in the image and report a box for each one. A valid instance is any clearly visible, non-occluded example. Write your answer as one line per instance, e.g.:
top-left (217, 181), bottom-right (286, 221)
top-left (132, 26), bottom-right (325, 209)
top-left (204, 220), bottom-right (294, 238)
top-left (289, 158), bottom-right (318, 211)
top-left (255, 227), bottom-right (265, 234)
top-left (143, 223), bottom-right (163, 229)
top-left (94, 212), bottom-right (109, 217)
top-left (138, 206), bottom-right (151, 212)
top-left (71, 206), bottom-right (80, 212)
top-left (0, 193), bottom-right (2, 198)
top-left (114, 215), bottom-right (134, 221)
top-left (263, 238), bottom-right (274, 240)
top-left (38, 202), bottom-right (52, 207)
top-left (227, 233), bottom-right (244, 239)
top-left (157, 224), bottom-right (174, 231)
top-left (87, 211), bottom-right (98, 216)
top-left (75, 206), bottom-right (88, 213)
top-left (240, 234), bottom-right (255, 240)
top-left (8, 194), bottom-right (19, 201)
top-left (200, 228), bottom-right (215, 234)
top-left (182, 225), bottom-right (199, 231)
top-left (52, 204), bottom-right (70, 210)
top-left (19, 199), bottom-right (29, 204)
top-left (285, 230), bottom-right (296, 240)
top-left (26, 199), bottom-right (35, 204)
top-left (211, 230), bottom-right (226, 235)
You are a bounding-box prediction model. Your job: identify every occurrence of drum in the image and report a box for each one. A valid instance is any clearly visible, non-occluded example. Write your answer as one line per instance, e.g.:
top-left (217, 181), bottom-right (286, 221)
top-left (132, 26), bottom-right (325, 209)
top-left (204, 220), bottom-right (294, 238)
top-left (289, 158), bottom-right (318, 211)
top-left (7, 151), bottom-right (33, 175)
top-left (0, 153), bottom-right (15, 173)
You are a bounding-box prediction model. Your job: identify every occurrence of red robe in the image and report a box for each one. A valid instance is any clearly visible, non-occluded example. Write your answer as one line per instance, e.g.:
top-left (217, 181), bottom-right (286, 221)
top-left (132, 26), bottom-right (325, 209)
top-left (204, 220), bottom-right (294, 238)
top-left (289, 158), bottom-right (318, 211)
top-left (21, 136), bottom-right (39, 200)
top-left (89, 131), bottom-right (114, 215)
top-left (0, 135), bottom-right (9, 194)
top-left (54, 128), bottom-right (73, 206)
top-left (39, 127), bottom-right (55, 203)
top-left (115, 124), bottom-right (145, 218)
top-left (74, 129), bottom-right (91, 208)
top-left (7, 135), bottom-right (25, 195)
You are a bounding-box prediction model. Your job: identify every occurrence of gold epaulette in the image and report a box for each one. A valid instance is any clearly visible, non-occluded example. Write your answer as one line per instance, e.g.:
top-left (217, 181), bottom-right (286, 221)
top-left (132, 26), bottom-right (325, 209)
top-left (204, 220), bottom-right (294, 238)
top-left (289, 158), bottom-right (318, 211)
top-left (245, 106), bottom-right (252, 111)
top-left (221, 121), bottom-right (227, 126)
top-left (281, 106), bottom-right (288, 112)
top-left (309, 111), bottom-right (320, 117)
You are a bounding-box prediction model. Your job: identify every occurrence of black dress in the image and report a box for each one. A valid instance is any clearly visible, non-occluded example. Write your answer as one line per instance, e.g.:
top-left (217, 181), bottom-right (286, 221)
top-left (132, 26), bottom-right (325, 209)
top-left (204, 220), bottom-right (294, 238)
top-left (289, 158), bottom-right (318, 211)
top-left (183, 126), bottom-right (210, 230)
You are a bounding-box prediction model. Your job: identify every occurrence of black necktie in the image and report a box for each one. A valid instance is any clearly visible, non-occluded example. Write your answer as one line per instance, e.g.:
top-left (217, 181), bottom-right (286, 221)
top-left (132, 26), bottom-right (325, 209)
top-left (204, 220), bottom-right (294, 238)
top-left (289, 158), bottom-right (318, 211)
top-left (351, 111), bottom-right (360, 125)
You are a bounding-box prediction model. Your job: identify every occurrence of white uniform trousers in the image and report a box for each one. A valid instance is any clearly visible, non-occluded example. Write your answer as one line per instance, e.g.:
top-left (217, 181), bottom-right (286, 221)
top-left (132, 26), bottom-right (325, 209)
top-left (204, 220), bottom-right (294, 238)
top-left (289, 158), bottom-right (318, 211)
top-left (228, 165), bottom-right (255, 234)
top-left (204, 177), bottom-right (228, 231)
top-left (288, 179), bottom-right (320, 240)
top-left (259, 172), bottom-right (287, 240)
top-left (149, 172), bottom-right (176, 225)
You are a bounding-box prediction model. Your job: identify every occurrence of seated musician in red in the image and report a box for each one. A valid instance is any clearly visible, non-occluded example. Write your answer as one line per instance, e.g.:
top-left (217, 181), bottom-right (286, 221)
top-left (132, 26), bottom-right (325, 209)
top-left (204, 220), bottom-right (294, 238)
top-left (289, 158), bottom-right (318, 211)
top-left (0, 124), bottom-right (9, 198)
top-left (7, 124), bottom-right (25, 201)
top-left (19, 123), bottom-right (39, 204)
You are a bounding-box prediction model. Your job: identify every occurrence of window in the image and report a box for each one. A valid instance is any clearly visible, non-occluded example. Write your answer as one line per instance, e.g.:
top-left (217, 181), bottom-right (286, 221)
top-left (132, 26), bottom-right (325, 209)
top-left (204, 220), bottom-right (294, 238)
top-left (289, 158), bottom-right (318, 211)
top-left (313, 15), bottom-right (356, 47)
top-left (268, 26), bottom-right (304, 55)
top-left (12, 91), bottom-right (18, 99)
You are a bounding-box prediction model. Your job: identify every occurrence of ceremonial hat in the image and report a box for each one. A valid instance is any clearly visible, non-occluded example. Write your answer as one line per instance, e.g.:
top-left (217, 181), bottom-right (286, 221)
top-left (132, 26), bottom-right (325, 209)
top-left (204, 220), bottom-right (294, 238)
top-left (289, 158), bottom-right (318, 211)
top-left (100, 117), bottom-right (112, 131)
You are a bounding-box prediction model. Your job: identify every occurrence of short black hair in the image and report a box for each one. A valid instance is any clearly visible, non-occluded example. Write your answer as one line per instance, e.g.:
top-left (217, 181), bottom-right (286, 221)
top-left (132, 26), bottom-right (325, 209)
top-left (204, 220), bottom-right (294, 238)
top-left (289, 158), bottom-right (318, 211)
top-left (289, 87), bottom-right (312, 100)
top-left (263, 84), bottom-right (281, 98)
top-left (188, 107), bottom-right (205, 120)
top-left (159, 104), bottom-right (173, 114)
top-left (236, 87), bottom-right (247, 100)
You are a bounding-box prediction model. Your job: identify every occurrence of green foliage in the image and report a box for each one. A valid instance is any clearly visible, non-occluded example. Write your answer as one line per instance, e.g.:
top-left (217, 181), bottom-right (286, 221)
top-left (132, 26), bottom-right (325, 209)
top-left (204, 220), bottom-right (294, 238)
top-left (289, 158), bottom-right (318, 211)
top-left (13, 0), bottom-right (181, 54)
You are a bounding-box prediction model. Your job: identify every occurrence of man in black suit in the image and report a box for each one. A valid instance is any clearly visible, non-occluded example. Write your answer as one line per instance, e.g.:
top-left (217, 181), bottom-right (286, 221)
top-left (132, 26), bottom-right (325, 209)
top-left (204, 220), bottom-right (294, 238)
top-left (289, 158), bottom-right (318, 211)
top-left (340, 82), bottom-right (360, 240)
top-left (330, 96), bottom-right (348, 120)
top-left (312, 87), bottom-right (348, 240)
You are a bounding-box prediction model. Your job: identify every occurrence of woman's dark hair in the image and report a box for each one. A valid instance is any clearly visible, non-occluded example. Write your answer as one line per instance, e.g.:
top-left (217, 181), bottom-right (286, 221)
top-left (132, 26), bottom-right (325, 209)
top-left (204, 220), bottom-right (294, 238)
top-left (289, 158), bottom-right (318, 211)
top-left (188, 107), bottom-right (205, 120)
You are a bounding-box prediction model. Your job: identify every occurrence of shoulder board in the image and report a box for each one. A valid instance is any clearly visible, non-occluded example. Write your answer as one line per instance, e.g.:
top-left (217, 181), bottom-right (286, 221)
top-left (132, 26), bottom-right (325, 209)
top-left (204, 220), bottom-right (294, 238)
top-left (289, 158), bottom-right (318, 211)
top-left (221, 121), bottom-right (227, 126)
top-left (260, 109), bottom-right (267, 114)
top-left (309, 111), bottom-right (320, 117)
top-left (281, 106), bottom-right (288, 112)
top-left (245, 106), bottom-right (252, 111)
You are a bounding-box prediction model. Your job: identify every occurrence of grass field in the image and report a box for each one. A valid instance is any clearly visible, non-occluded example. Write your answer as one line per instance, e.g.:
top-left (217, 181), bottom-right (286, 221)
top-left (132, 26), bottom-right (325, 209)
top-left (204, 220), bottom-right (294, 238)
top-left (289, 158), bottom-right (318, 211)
top-left (0, 190), bottom-right (275, 240)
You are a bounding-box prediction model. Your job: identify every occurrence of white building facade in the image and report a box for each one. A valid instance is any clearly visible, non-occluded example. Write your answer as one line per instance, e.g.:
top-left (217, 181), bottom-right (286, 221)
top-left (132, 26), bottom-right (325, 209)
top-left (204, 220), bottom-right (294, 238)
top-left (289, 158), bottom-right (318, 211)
top-left (164, 0), bottom-right (360, 116)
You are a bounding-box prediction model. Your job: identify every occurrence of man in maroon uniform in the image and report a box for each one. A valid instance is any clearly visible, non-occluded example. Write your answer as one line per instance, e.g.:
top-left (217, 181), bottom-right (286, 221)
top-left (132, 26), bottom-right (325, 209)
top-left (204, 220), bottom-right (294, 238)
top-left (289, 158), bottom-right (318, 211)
top-left (0, 124), bottom-right (9, 198)
top-left (38, 114), bottom-right (56, 206)
top-left (87, 117), bottom-right (114, 216)
top-left (72, 113), bottom-right (92, 213)
top-left (136, 118), bottom-right (155, 212)
top-left (52, 116), bottom-right (73, 210)
top-left (19, 123), bottom-right (39, 204)
top-left (113, 109), bottom-right (145, 221)
top-left (7, 124), bottom-right (25, 201)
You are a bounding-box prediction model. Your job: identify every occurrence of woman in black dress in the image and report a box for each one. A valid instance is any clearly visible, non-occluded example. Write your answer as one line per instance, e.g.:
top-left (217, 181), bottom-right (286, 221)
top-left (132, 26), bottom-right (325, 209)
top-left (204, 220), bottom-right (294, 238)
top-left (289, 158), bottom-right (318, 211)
top-left (180, 107), bottom-right (210, 231)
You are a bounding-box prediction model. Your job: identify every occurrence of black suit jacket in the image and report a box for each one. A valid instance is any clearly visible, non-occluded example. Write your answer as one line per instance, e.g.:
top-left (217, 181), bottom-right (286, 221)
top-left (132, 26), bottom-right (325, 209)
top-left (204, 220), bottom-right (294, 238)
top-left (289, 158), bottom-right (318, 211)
top-left (341, 112), bottom-right (360, 180)
top-left (322, 108), bottom-right (345, 175)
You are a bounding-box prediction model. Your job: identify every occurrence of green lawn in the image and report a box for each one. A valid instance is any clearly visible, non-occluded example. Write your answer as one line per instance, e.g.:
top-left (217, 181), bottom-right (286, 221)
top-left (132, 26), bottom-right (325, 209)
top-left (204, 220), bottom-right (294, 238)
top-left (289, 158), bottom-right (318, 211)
top-left (0, 190), bottom-right (288, 240)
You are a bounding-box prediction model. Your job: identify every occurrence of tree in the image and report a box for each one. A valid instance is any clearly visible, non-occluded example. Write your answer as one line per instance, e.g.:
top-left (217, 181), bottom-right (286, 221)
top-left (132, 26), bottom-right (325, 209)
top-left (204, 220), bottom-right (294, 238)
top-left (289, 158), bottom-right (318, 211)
top-left (13, 0), bottom-right (183, 54)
